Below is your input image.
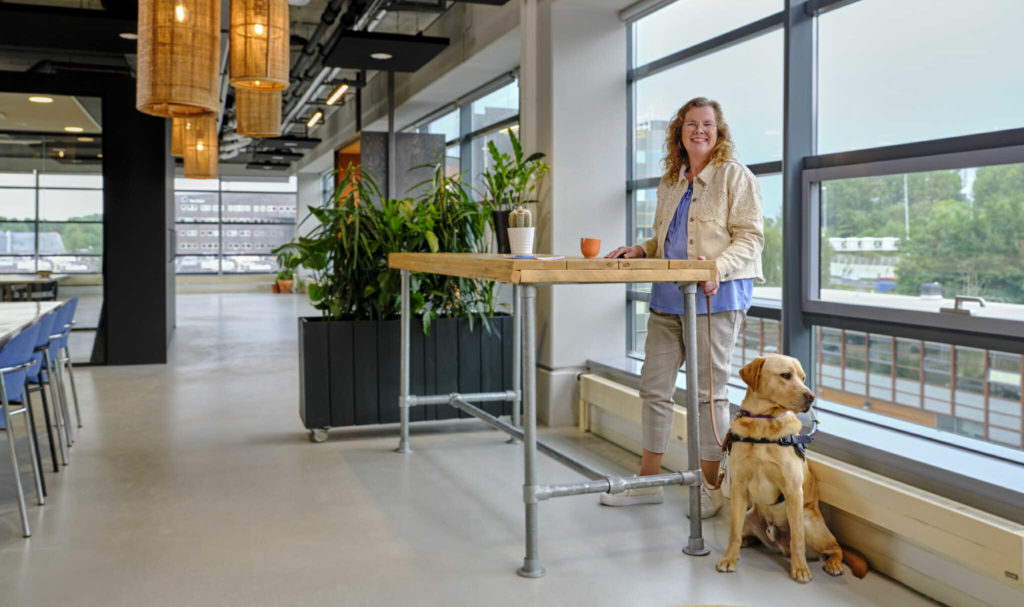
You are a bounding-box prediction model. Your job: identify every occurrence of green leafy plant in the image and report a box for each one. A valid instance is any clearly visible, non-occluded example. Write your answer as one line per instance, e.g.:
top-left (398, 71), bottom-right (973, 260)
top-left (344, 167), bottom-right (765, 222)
top-left (480, 131), bottom-right (549, 213)
top-left (273, 162), bottom-right (494, 332)
top-left (275, 250), bottom-right (300, 281)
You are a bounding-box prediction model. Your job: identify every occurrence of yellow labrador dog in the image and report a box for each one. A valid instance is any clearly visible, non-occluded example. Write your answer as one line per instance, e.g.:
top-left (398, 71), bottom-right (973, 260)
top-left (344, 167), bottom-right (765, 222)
top-left (715, 354), bottom-right (867, 582)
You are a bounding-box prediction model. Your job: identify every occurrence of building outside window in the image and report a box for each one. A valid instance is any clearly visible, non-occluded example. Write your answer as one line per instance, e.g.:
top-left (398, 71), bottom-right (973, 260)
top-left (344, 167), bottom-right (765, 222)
top-left (174, 177), bottom-right (297, 274)
top-left (0, 171), bottom-right (103, 274)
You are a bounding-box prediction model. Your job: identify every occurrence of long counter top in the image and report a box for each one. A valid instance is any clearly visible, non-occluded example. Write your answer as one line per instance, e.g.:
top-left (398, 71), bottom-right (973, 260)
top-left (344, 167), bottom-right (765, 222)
top-left (0, 302), bottom-right (63, 347)
top-left (387, 253), bottom-right (717, 284)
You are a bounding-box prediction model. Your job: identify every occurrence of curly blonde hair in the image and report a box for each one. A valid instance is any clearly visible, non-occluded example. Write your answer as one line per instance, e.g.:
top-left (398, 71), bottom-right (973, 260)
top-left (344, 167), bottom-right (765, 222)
top-left (663, 97), bottom-right (735, 183)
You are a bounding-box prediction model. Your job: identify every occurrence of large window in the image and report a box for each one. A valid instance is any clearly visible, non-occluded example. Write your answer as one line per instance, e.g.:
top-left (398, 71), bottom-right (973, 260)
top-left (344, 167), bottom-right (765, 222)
top-left (626, 0), bottom-right (1024, 465)
top-left (817, 0), bottom-right (1024, 154)
top-left (408, 75), bottom-right (519, 191)
top-left (174, 177), bottom-right (297, 274)
top-left (627, 2), bottom-right (783, 355)
top-left (0, 170), bottom-right (104, 274)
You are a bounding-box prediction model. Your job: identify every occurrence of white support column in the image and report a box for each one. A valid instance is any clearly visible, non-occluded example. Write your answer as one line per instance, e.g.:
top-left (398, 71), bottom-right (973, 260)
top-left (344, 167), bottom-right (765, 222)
top-left (520, 0), bottom-right (628, 427)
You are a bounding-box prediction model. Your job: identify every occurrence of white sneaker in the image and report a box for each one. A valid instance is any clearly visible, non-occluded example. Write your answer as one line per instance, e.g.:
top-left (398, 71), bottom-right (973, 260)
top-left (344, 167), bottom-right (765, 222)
top-left (685, 475), bottom-right (723, 519)
top-left (600, 485), bottom-right (664, 506)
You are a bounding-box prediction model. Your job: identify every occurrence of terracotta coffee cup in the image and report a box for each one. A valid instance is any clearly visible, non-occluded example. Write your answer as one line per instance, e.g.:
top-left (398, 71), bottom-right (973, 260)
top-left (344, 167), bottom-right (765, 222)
top-left (580, 238), bottom-right (601, 258)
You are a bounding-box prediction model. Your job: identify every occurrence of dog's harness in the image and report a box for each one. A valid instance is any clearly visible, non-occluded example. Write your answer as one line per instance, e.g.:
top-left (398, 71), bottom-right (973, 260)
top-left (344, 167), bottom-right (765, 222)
top-left (723, 410), bottom-right (818, 505)
top-left (722, 409), bottom-right (819, 462)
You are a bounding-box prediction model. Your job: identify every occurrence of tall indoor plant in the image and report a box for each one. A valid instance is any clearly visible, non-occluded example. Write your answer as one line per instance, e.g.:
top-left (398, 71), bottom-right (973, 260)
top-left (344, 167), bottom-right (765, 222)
top-left (275, 163), bottom-right (512, 442)
top-left (479, 131), bottom-right (549, 253)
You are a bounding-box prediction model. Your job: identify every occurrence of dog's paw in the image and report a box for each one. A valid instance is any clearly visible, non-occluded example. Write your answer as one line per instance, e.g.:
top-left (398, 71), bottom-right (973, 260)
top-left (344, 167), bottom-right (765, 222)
top-left (715, 556), bottom-right (738, 573)
top-left (824, 557), bottom-right (844, 576)
top-left (790, 563), bottom-right (812, 583)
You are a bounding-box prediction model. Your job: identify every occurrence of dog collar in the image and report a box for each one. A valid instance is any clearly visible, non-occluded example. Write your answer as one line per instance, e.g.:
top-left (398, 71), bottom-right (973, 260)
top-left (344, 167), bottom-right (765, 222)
top-left (737, 410), bottom-right (781, 419)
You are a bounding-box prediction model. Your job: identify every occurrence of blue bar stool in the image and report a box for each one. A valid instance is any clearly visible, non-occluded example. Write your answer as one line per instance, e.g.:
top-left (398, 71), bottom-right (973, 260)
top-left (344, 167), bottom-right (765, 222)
top-left (26, 311), bottom-right (69, 468)
top-left (0, 322), bottom-right (45, 537)
top-left (44, 301), bottom-right (76, 446)
top-left (51, 297), bottom-right (82, 431)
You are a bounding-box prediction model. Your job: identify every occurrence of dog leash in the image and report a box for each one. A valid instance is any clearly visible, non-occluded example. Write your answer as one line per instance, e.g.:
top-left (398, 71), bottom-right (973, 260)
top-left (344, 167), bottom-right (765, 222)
top-left (705, 292), bottom-right (725, 449)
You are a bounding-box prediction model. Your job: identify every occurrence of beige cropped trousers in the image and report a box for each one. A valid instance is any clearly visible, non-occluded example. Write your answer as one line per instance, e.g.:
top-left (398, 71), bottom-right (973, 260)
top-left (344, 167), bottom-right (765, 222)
top-left (640, 308), bottom-right (745, 461)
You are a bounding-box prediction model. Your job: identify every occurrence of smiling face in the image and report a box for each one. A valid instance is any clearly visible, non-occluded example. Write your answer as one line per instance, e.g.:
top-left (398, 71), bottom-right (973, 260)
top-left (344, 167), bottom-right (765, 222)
top-left (680, 105), bottom-right (719, 164)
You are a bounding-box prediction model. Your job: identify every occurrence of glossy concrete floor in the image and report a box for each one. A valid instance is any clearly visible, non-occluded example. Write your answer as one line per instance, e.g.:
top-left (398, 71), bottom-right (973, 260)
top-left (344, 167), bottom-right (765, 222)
top-left (0, 293), bottom-right (939, 606)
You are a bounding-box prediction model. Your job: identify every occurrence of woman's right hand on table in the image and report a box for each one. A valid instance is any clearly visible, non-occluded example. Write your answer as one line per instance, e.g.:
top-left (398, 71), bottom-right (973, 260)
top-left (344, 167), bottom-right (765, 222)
top-left (605, 245), bottom-right (645, 259)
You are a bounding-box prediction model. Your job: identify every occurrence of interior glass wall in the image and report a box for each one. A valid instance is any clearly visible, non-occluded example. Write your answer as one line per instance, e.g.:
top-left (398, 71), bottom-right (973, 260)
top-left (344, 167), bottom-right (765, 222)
top-left (0, 92), bottom-right (104, 363)
top-left (174, 177), bottom-right (297, 274)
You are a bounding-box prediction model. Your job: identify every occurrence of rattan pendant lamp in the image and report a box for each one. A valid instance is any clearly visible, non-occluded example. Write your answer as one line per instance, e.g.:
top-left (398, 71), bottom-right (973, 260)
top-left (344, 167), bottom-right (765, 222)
top-left (235, 88), bottom-right (282, 137)
top-left (136, 0), bottom-right (221, 117)
top-left (171, 118), bottom-right (187, 157)
top-left (182, 113), bottom-right (218, 179)
top-left (230, 0), bottom-right (289, 91)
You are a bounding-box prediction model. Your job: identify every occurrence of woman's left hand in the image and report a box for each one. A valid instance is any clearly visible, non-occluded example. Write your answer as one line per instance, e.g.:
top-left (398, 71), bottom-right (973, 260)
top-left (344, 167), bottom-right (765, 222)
top-left (697, 256), bottom-right (720, 296)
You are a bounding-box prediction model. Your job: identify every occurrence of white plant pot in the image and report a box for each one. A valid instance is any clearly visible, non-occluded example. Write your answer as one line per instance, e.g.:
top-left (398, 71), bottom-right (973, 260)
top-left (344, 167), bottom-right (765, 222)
top-left (507, 227), bottom-right (535, 256)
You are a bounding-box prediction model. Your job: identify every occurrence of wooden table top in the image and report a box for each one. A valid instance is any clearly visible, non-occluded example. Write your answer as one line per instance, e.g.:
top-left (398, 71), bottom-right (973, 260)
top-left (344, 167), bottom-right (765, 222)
top-left (387, 253), bottom-right (716, 284)
top-left (0, 274), bottom-right (66, 285)
top-left (0, 301), bottom-right (63, 347)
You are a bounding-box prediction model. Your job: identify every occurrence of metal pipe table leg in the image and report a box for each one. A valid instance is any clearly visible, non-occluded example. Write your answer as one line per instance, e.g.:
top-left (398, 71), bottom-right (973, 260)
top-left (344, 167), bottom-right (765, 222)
top-left (517, 284), bottom-right (545, 578)
top-left (508, 283), bottom-right (522, 444)
top-left (396, 269), bottom-right (412, 454)
top-left (681, 281), bottom-right (709, 556)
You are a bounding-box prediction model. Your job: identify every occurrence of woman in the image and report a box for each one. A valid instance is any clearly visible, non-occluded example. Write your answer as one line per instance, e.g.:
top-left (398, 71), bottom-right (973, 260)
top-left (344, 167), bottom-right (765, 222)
top-left (602, 97), bottom-right (764, 517)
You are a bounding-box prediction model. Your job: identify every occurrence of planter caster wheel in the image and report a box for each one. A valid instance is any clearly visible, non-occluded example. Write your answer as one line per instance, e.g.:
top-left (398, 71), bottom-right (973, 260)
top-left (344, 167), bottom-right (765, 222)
top-left (309, 428), bottom-right (329, 443)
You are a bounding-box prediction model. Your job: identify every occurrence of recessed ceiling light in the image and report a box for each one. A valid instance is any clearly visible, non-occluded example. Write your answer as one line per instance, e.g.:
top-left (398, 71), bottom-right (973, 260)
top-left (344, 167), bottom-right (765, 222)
top-left (370, 52), bottom-right (392, 60)
top-left (77, 137), bottom-right (94, 142)
top-left (64, 126), bottom-right (84, 133)
top-left (29, 96), bottom-right (53, 104)
top-left (119, 32), bottom-right (138, 40)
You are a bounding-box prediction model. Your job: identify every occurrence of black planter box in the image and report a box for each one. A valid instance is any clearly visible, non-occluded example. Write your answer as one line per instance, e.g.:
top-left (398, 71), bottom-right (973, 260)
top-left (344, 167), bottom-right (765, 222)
top-left (299, 315), bottom-right (514, 431)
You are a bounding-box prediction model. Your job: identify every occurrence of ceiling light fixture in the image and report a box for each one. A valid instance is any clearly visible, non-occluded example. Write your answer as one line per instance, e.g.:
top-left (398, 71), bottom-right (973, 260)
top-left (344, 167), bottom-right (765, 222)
top-left (183, 113), bottom-right (217, 179)
top-left (77, 137), bottom-right (95, 142)
top-left (29, 96), bottom-right (53, 104)
top-left (370, 52), bottom-right (393, 60)
top-left (64, 126), bottom-right (84, 133)
top-left (119, 32), bottom-right (138, 40)
top-left (326, 83), bottom-right (349, 106)
top-left (136, 0), bottom-right (219, 117)
top-left (236, 88), bottom-right (282, 138)
top-left (306, 109), bottom-right (324, 129)
top-left (230, 0), bottom-right (289, 90)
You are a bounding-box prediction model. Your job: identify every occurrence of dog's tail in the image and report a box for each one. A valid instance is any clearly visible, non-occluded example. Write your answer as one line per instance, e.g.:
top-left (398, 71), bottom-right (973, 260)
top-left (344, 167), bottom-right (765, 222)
top-left (842, 546), bottom-right (869, 578)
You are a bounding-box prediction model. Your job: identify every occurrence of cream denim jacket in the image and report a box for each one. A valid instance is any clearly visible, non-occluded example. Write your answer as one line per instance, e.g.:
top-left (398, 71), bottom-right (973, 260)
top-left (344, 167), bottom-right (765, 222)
top-left (641, 160), bottom-right (764, 283)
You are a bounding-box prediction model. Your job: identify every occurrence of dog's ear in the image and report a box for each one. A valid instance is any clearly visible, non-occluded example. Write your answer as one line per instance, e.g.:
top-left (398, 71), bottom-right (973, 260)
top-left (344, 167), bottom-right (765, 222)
top-left (739, 357), bottom-right (765, 389)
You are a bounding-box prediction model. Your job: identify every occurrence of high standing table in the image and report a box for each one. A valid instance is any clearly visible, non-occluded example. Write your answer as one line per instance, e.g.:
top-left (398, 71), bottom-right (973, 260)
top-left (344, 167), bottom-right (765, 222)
top-left (0, 275), bottom-right (66, 302)
top-left (387, 253), bottom-right (718, 577)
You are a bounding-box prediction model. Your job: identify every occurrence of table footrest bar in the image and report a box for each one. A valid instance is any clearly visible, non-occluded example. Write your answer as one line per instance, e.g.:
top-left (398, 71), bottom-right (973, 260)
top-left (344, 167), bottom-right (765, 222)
top-left (449, 396), bottom-right (606, 480)
top-left (533, 470), bottom-right (699, 501)
top-left (407, 391), bottom-right (516, 407)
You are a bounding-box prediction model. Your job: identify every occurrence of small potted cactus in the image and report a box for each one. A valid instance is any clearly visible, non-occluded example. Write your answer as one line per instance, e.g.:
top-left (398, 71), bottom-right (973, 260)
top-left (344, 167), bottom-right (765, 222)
top-left (507, 204), bottom-right (535, 256)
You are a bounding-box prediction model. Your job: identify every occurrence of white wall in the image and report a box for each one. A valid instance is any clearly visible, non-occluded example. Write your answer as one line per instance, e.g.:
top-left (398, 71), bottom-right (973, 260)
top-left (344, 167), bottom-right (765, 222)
top-left (521, 0), bottom-right (629, 425)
